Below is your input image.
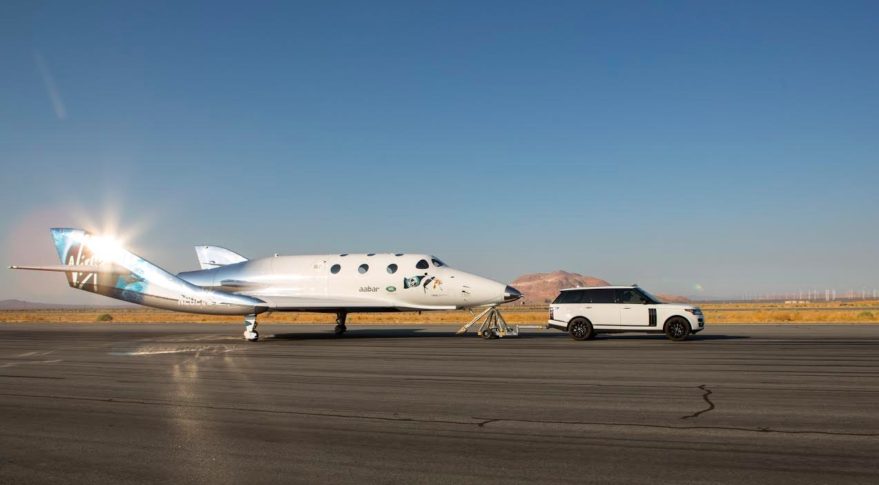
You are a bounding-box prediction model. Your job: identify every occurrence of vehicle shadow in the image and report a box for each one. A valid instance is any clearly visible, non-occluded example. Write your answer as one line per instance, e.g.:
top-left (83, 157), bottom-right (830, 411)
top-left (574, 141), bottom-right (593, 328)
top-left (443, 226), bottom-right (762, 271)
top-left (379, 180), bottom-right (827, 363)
top-left (592, 333), bottom-right (750, 341)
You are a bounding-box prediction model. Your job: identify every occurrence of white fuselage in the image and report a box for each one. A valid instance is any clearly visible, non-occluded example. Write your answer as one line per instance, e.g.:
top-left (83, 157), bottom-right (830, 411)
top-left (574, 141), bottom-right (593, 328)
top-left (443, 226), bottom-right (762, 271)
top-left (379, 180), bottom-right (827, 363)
top-left (177, 253), bottom-right (514, 312)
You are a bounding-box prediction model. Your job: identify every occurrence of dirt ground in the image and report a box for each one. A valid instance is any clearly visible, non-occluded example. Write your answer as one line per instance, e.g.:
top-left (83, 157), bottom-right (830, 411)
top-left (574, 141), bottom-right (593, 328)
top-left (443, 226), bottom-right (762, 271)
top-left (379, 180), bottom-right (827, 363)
top-left (2, 300), bottom-right (878, 325)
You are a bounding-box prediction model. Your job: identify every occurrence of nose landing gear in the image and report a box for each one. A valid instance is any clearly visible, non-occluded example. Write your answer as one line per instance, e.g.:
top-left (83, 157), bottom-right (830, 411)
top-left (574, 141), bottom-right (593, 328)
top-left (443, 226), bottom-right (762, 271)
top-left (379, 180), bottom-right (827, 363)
top-left (243, 313), bottom-right (259, 341)
top-left (456, 306), bottom-right (518, 338)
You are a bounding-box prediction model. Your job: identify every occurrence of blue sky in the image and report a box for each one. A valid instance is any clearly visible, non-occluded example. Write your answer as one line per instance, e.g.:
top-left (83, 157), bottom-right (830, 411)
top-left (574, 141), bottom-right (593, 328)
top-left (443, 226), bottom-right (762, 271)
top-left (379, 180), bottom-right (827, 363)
top-left (1, 0), bottom-right (877, 302)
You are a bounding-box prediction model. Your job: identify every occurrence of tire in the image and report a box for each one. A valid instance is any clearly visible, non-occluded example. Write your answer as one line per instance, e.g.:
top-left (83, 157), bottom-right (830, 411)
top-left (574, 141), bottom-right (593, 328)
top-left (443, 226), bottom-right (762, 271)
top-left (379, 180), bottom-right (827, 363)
top-left (482, 328), bottom-right (498, 339)
top-left (664, 317), bottom-right (691, 341)
top-left (568, 318), bottom-right (593, 341)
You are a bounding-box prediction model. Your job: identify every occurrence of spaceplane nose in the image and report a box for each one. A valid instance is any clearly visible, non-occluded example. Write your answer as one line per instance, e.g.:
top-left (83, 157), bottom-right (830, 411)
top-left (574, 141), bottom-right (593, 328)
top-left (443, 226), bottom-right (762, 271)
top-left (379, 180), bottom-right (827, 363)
top-left (504, 285), bottom-right (523, 302)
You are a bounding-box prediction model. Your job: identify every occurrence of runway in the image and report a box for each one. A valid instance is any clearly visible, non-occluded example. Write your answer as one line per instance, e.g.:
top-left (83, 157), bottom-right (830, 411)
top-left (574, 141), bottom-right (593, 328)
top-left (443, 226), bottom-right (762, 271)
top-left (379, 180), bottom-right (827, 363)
top-left (1, 324), bottom-right (877, 484)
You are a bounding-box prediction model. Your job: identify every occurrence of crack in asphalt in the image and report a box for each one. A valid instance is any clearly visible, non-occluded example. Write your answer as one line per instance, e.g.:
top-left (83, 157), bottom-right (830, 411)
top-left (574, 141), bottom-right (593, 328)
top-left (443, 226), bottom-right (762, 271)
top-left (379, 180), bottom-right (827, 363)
top-left (2, 391), bottom-right (876, 438)
top-left (477, 419), bottom-right (500, 428)
top-left (681, 384), bottom-right (715, 420)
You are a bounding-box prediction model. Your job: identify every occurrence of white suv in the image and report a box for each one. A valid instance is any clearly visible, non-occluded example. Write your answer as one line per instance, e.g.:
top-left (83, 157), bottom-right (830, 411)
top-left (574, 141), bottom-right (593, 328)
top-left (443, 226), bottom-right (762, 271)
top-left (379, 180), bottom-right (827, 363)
top-left (547, 286), bottom-right (704, 341)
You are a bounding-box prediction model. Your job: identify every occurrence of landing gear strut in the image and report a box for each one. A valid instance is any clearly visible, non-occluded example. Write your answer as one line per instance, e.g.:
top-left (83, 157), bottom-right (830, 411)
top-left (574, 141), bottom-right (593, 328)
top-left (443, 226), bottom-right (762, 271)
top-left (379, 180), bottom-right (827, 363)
top-left (456, 306), bottom-right (519, 338)
top-left (243, 313), bottom-right (259, 341)
top-left (334, 311), bottom-right (347, 336)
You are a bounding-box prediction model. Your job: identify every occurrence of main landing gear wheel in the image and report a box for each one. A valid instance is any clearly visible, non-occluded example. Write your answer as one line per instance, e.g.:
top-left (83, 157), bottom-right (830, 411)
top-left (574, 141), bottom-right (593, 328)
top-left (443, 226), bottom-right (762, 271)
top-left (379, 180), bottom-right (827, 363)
top-left (568, 318), bottom-right (594, 341)
top-left (334, 311), bottom-right (347, 336)
top-left (481, 328), bottom-right (498, 339)
top-left (243, 313), bottom-right (259, 341)
top-left (664, 317), bottom-right (691, 341)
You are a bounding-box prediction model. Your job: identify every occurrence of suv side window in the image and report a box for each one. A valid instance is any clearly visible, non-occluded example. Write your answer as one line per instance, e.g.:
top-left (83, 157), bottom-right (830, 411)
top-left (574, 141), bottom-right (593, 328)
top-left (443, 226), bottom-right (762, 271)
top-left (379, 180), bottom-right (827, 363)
top-left (588, 289), bottom-right (616, 303)
top-left (615, 289), bottom-right (645, 304)
top-left (553, 291), bottom-right (580, 304)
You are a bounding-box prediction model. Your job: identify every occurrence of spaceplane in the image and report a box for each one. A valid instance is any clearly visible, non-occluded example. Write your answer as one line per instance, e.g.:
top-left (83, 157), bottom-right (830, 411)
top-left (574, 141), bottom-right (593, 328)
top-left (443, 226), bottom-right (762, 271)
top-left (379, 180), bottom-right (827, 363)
top-left (10, 229), bottom-right (522, 340)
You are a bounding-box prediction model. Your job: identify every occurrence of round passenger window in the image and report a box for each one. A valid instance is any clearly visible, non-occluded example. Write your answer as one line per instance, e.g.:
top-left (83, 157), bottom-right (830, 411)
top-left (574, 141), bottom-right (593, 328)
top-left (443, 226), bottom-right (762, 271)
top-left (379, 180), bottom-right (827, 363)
top-left (415, 259), bottom-right (429, 270)
top-left (358, 264), bottom-right (369, 274)
top-left (330, 264), bottom-right (341, 274)
top-left (387, 263), bottom-right (398, 274)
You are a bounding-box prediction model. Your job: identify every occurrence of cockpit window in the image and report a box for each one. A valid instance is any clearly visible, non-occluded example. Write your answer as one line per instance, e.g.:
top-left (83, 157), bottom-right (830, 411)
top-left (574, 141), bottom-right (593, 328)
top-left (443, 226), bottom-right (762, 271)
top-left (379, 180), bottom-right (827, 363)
top-left (430, 257), bottom-right (445, 267)
top-left (415, 259), bottom-right (429, 270)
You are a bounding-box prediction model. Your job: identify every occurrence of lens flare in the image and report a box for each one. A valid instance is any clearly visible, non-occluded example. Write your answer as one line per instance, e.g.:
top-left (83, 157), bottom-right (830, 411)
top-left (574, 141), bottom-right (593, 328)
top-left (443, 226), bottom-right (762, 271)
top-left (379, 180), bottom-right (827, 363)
top-left (88, 235), bottom-right (125, 262)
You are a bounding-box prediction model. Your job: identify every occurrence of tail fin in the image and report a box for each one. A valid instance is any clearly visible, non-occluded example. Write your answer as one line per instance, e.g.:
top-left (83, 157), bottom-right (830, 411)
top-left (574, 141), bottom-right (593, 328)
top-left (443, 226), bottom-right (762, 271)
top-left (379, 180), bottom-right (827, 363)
top-left (50, 228), bottom-right (109, 291)
top-left (10, 228), bottom-right (265, 315)
top-left (48, 227), bottom-right (189, 300)
top-left (195, 246), bottom-right (247, 270)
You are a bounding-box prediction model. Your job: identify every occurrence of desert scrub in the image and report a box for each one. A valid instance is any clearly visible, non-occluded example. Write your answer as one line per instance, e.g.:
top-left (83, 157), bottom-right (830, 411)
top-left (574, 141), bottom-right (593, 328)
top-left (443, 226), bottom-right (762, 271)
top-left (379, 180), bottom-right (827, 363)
top-left (96, 313), bottom-right (113, 322)
top-left (773, 312), bottom-right (796, 322)
top-left (858, 311), bottom-right (874, 319)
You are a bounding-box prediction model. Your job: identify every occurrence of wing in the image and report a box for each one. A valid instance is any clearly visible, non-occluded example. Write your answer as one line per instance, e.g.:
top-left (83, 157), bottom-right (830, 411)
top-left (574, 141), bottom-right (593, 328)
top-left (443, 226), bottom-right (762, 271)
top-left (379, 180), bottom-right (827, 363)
top-left (195, 246), bottom-right (247, 270)
top-left (9, 264), bottom-right (129, 273)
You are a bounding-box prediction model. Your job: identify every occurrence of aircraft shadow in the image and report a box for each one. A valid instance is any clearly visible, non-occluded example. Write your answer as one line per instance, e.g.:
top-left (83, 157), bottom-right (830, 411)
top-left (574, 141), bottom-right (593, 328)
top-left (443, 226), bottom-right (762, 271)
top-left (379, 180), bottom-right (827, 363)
top-left (267, 328), bottom-right (747, 341)
top-left (267, 328), bottom-right (562, 340)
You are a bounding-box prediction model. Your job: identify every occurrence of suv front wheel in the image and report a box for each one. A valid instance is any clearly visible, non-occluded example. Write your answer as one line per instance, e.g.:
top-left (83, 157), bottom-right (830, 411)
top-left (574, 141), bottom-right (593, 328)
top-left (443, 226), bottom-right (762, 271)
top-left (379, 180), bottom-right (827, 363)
top-left (664, 317), bottom-right (691, 341)
top-left (568, 318), bottom-right (594, 341)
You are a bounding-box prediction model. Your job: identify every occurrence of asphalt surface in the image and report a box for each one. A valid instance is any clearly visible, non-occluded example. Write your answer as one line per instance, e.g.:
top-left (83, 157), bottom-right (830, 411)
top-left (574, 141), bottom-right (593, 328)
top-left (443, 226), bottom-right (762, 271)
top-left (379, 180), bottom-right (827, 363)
top-left (1, 323), bottom-right (877, 484)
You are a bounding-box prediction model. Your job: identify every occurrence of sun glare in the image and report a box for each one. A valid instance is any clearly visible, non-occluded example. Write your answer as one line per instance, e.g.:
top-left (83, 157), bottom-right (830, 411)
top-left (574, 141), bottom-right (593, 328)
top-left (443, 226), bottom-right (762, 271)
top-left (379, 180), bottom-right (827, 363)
top-left (88, 235), bottom-right (125, 262)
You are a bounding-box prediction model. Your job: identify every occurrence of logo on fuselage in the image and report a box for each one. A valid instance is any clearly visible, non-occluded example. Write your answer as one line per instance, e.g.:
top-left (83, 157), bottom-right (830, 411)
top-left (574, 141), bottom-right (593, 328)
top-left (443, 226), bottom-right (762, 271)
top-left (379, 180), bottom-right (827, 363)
top-left (359, 286), bottom-right (380, 293)
top-left (386, 286), bottom-right (396, 292)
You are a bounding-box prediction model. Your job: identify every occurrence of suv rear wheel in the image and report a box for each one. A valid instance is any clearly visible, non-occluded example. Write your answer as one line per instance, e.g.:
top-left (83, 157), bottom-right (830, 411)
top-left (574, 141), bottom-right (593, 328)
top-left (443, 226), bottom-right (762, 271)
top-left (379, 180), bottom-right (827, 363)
top-left (664, 317), bottom-right (691, 341)
top-left (568, 318), bottom-right (594, 341)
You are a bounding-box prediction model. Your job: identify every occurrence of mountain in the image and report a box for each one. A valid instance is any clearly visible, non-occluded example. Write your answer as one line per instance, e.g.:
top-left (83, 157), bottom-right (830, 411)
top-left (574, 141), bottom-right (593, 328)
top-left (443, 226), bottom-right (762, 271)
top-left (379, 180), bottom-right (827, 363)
top-left (0, 299), bottom-right (132, 310)
top-left (511, 271), bottom-right (611, 304)
top-left (653, 293), bottom-right (691, 304)
top-left (0, 299), bottom-right (68, 310)
top-left (509, 271), bottom-right (690, 304)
